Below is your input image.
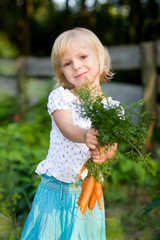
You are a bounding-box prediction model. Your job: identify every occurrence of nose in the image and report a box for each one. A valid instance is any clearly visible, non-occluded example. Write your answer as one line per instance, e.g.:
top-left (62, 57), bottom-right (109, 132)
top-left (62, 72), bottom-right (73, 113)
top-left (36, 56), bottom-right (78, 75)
top-left (73, 60), bottom-right (81, 70)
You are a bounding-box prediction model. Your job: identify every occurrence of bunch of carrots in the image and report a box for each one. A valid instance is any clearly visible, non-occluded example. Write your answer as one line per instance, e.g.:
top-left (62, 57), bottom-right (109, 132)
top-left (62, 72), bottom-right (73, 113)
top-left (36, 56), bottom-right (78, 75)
top-left (77, 175), bottom-right (103, 215)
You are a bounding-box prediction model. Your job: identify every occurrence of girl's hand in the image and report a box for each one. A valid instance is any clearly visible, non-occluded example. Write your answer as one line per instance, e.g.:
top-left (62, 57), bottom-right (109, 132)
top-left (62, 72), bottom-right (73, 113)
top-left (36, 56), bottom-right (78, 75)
top-left (90, 143), bottom-right (118, 164)
top-left (85, 128), bottom-right (99, 150)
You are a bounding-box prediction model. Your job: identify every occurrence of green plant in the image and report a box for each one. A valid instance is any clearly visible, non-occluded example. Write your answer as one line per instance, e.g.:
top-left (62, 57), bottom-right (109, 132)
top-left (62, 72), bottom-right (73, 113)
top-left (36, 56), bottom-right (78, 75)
top-left (0, 94), bottom-right (18, 126)
top-left (141, 148), bottom-right (160, 216)
top-left (74, 81), bottom-right (156, 184)
top-left (0, 94), bottom-right (50, 238)
top-left (141, 192), bottom-right (160, 216)
top-left (0, 32), bottom-right (19, 58)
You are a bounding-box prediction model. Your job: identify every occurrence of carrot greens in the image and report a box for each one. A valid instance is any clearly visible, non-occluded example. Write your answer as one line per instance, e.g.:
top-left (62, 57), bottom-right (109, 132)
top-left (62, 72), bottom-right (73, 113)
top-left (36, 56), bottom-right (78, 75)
top-left (74, 81), bottom-right (155, 185)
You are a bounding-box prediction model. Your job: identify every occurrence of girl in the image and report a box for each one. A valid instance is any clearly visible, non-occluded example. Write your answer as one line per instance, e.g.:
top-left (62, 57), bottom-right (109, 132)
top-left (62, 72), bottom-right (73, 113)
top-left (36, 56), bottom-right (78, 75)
top-left (21, 27), bottom-right (117, 240)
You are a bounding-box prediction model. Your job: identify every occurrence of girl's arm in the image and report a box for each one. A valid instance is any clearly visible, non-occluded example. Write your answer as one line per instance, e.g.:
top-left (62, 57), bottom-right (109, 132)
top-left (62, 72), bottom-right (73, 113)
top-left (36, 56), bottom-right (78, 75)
top-left (90, 143), bottom-right (118, 164)
top-left (52, 109), bottom-right (98, 150)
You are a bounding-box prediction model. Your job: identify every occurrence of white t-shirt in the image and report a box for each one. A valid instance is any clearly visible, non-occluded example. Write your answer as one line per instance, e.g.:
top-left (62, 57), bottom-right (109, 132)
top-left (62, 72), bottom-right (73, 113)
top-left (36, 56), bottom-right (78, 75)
top-left (35, 86), bottom-right (91, 183)
top-left (35, 86), bottom-right (122, 183)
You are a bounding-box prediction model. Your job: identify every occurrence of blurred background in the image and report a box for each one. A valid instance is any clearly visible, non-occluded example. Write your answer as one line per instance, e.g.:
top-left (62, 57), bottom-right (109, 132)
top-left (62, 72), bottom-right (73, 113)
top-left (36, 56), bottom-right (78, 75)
top-left (0, 0), bottom-right (160, 239)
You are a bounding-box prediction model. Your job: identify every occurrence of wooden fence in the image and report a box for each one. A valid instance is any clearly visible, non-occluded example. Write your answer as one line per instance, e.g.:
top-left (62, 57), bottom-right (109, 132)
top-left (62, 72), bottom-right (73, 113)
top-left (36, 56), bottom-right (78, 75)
top-left (0, 41), bottom-right (160, 119)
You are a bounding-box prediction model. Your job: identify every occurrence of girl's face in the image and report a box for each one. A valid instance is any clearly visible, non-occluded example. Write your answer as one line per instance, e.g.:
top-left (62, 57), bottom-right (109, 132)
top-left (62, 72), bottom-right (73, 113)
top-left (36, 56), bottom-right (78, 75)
top-left (60, 41), bottom-right (100, 90)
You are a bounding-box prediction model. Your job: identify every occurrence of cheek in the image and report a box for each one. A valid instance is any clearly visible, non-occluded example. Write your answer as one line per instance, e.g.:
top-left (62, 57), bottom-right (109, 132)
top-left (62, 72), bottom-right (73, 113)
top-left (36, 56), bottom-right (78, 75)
top-left (92, 61), bottom-right (100, 74)
top-left (61, 66), bottom-right (69, 74)
top-left (90, 57), bottom-right (99, 70)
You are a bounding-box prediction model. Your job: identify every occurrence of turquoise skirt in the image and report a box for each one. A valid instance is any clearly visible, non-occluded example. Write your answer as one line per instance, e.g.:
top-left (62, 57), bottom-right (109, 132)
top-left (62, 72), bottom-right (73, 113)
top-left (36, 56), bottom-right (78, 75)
top-left (20, 174), bottom-right (107, 240)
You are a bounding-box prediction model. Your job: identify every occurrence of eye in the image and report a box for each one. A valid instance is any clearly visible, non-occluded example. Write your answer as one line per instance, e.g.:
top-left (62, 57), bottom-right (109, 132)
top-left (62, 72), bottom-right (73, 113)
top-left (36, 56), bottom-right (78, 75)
top-left (81, 55), bottom-right (87, 60)
top-left (64, 62), bottom-right (71, 67)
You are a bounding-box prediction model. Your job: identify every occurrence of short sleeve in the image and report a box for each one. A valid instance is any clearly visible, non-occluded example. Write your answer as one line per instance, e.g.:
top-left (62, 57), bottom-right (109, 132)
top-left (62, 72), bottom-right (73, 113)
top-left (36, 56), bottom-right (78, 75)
top-left (47, 87), bottom-right (72, 115)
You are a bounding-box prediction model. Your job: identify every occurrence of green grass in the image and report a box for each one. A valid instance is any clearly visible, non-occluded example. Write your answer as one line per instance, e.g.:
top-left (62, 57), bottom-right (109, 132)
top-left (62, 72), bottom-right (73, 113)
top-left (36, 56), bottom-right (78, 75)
top-left (105, 186), bottom-right (160, 240)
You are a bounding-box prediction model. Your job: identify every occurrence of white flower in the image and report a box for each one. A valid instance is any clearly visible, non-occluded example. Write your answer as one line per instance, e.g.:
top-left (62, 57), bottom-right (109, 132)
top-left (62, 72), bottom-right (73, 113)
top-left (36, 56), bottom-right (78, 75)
top-left (81, 168), bottom-right (88, 180)
top-left (99, 173), bottom-right (104, 182)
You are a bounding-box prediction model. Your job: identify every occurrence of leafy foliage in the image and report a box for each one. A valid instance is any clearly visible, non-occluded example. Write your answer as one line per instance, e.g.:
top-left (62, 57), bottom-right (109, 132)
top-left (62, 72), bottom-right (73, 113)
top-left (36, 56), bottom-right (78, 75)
top-left (0, 94), bottom-right (17, 125)
top-left (141, 192), bottom-right (160, 216)
top-left (0, 94), bottom-right (50, 239)
top-left (74, 82), bottom-right (156, 184)
top-left (0, 32), bottom-right (19, 57)
top-left (141, 151), bottom-right (160, 216)
top-left (0, 1), bottom-right (160, 56)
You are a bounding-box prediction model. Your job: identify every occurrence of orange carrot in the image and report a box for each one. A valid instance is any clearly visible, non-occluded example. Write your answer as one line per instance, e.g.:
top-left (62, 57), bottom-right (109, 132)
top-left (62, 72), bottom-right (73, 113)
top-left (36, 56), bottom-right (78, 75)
top-left (81, 204), bottom-right (88, 215)
top-left (77, 178), bottom-right (88, 207)
top-left (94, 181), bottom-right (103, 211)
top-left (88, 189), bottom-right (97, 214)
top-left (79, 176), bottom-right (95, 214)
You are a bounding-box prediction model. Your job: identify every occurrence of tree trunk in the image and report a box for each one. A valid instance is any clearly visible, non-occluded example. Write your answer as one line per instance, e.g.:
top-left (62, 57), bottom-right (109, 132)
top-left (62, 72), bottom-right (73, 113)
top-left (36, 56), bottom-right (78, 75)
top-left (141, 41), bottom-right (158, 152)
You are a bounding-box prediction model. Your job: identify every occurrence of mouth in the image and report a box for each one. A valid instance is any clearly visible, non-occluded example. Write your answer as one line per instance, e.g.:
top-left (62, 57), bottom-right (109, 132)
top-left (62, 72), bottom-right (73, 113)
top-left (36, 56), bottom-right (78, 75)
top-left (75, 71), bottom-right (88, 78)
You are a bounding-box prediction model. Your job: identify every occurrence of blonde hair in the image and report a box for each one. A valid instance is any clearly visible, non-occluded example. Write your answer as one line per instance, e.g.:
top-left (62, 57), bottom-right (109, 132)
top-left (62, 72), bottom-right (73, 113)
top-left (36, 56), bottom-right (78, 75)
top-left (51, 27), bottom-right (113, 89)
